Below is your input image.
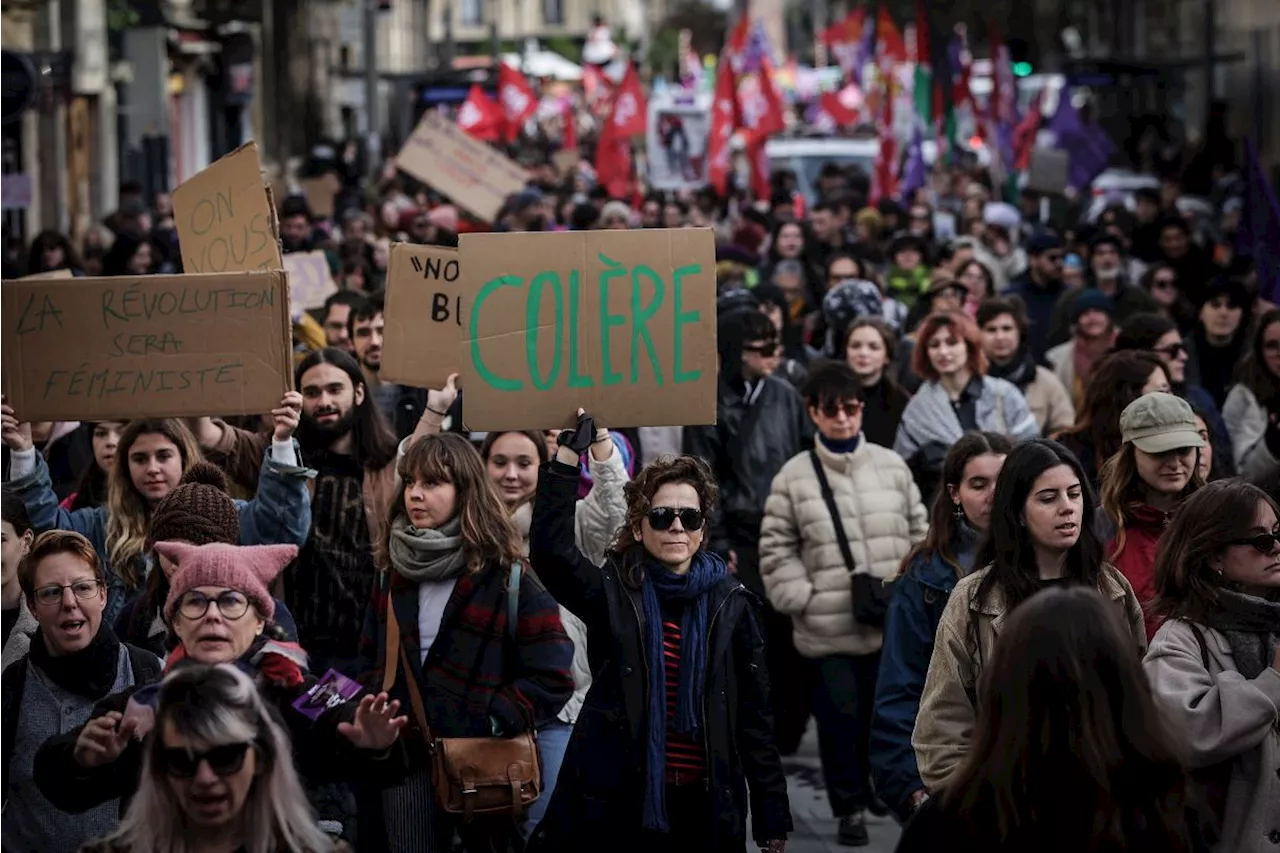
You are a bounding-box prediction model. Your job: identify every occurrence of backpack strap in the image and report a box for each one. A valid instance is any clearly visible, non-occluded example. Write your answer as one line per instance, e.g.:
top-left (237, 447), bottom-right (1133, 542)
top-left (508, 561), bottom-right (522, 641)
top-left (1187, 622), bottom-right (1213, 670)
top-left (126, 644), bottom-right (163, 686)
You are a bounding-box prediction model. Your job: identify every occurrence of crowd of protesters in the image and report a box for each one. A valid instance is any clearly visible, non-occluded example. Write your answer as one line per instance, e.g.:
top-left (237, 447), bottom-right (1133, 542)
top-left (0, 98), bottom-right (1277, 853)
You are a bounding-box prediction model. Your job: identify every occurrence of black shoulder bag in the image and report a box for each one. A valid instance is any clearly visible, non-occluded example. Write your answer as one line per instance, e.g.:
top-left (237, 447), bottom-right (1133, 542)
top-left (809, 451), bottom-right (892, 627)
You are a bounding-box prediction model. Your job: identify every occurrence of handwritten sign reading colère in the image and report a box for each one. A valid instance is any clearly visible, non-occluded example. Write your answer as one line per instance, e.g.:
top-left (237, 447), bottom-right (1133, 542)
top-left (1, 271), bottom-right (293, 421)
top-left (458, 228), bottom-right (718, 430)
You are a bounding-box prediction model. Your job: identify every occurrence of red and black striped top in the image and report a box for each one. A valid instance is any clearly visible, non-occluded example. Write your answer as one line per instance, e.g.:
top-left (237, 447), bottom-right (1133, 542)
top-left (662, 617), bottom-right (706, 780)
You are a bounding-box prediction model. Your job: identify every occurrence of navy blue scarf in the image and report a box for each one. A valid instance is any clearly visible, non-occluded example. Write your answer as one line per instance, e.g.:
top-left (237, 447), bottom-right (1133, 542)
top-left (640, 549), bottom-right (728, 831)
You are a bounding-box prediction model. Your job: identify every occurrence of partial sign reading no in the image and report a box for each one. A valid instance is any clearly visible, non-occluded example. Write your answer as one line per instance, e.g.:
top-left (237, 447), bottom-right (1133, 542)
top-left (380, 243), bottom-right (466, 388)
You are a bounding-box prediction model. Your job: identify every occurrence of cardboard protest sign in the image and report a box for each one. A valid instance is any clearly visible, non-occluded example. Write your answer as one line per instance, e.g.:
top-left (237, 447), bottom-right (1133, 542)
top-left (19, 269), bottom-right (73, 280)
top-left (300, 173), bottom-right (340, 219)
top-left (459, 228), bottom-right (717, 430)
top-left (172, 142), bottom-right (283, 274)
top-left (381, 243), bottom-right (464, 389)
top-left (1027, 148), bottom-right (1070, 195)
top-left (395, 110), bottom-right (528, 223)
top-left (283, 250), bottom-right (337, 311)
top-left (1, 271), bottom-right (292, 422)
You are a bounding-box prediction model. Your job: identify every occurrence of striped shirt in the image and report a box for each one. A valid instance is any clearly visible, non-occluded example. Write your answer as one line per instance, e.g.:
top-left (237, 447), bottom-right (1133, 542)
top-left (662, 616), bottom-right (706, 781)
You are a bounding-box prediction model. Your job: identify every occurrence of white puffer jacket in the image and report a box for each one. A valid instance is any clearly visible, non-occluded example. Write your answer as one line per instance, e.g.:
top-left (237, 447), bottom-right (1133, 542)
top-left (760, 438), bottom-right (928, 658)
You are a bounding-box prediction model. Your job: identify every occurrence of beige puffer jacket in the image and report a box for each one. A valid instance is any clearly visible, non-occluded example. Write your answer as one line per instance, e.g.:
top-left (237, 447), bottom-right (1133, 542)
top-left (759, 439), bottom-right (928, 658)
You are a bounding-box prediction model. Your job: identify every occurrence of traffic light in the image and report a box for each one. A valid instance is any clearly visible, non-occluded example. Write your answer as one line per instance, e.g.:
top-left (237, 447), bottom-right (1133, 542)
top-left (1008, 37), bottom-right (1033, 77)
top-left (1013, 62), bottom-right (1032, 77)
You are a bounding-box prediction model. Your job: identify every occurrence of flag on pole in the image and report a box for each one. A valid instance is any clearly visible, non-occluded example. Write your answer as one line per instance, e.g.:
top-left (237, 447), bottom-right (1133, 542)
top-left (497, 65), bottom-right (538, 143)
top-left (456, 84), bottom-right (503, 142)
top-left (822, 8), bottom-right (868, 79)
top-left (912, 0), bottom-right (932, 127)
top-left (900, 122), bottom-right (927, 201)
top-left (707, 56), bottom-right (740, 195)
top-left (1237, 138), bottom-right (1280, 299)
top-left (1046, 94), bottom-right (1115, 191)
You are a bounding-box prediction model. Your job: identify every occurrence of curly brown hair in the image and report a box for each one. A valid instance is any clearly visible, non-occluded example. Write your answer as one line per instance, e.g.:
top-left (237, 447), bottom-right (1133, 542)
top-left (607, 455), bottom-right (718, 589)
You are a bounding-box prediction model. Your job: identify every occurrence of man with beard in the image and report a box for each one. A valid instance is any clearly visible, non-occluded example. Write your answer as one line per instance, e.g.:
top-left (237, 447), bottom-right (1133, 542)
top-left (348, 294), bottom-right (431, 438)
top-left (1047, 232), bottom-right (1157, 348)
top-left (191, 348), bottom-right (449, 674)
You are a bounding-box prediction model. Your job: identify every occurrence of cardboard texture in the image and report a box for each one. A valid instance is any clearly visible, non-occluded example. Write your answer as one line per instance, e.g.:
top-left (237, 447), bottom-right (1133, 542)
top-left (284, 250), bottom-right (337, 310)
top-left (551, 149), bottom-right (580, 176)
top-left (172, 142), bottom-right (284, 275)
top-left (19, 269), bottom-right (73, 280)
top-left (1027, 148), bottom-right (1071, 195)
top-left (300, 173), bottom-right (340, 219)
top-left (381, 243), bottom-right (464, 389)
top-left (395, 110), bottom-right (528, 223)
top-left (459, 228), bottom-right (717, 430)
top-left (1, 271), bottom-right (293, 422)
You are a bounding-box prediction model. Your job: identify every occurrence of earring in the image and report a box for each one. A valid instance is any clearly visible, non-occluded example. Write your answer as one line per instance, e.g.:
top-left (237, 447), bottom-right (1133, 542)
top-left (952, 502), bottom-right (964, 520)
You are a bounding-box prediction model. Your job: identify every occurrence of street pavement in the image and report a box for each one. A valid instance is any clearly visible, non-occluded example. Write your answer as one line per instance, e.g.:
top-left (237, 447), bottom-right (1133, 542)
top-left (780, 724), bottom-right (902, 853)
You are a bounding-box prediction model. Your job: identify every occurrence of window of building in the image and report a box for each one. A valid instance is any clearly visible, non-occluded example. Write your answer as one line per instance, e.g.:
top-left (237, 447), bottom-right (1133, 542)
top-left (460, 0), bottom-right (483, 27)
top-left (542, 0), bottom-right (563, 25)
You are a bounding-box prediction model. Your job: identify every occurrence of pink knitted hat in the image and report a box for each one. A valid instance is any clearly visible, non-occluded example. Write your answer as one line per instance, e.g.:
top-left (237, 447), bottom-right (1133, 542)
top-left (158, 541), bottom-right (297, 624)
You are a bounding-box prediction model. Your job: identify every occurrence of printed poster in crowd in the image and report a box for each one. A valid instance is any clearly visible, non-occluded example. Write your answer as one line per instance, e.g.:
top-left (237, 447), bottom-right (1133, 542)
top-left (395, 109), bottom-right (528, 224)
top-left (283, 250), bottom-right (337, 311)
top-left (1, 271), bottom-right (293, 422)
top-left (458, 228), bottom-right (718, 430)
top-left (172, 141), bottom-right (284, 275)
top-left (645, 93), bottom-right (712, 191)
top-left (381, 243), bottom-right (465, 390)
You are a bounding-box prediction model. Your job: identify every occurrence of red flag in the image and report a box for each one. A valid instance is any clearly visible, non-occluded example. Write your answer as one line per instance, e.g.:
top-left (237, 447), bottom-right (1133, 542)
top-left (871, 70), bottom-right (898, 204)
top-left (607, 64), bottom-right (647, 138)
top-left (456, 84), bottom-right (502, 142)
top-left (747, 136), bottom-right (772, 202)
top-left (1012, 89), bottom-right (1045, 170)
top-left (497, 65), bottom-right (537, 143)
top-left (819, 90), bottom-right (860, 127)
top-left (561, 100), bottom-right (577, 151)
top-left (707, 59), bottom-right (739, 196)
top-left (875, 6), bottom-right (907, 66)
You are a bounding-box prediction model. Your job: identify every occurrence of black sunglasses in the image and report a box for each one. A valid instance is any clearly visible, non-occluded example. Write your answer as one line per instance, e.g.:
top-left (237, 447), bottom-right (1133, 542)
top-left (743, 341), bottom-right (779, 357)
top-left (820, 400), bottom-right (863, 418)
top-left (160, 742), bottom-right (252, 779)
top-left (1153, 342), bottom-right (1186, 359)
top-left (647, 507), bottom-right (705, 531)
top-left (1227, 529), bottom-right (1280, 554)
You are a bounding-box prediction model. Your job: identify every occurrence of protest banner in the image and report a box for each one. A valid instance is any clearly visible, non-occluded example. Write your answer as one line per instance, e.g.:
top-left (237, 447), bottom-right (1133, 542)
top-left (1, 271), bottom-right (293, 422)
top-left (395, 110), bottom-right (528, 223)
top-left (300, 173), bottom-right (340, 219)
top-left (381, 243), bottom-right (464, 389)
top-left (172, 141), bottom-right (283, 275)
top-left (459, 228), bottom-right (717, 430)
top-left (19, 268), bottom-right (73, 280)
top-left (1027, 148), bottom-right (1071, 195)
top-left (283, 250), bottom-right (337, 310)
top-left (646, 94), bottom-right (711, 191)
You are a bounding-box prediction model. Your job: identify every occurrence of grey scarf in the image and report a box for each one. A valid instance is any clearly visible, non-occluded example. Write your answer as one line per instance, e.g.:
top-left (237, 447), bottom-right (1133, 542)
top-left (1205, 588), bottom-right (1280, 680)
top-left (388, 514), bottom-right (467, 582)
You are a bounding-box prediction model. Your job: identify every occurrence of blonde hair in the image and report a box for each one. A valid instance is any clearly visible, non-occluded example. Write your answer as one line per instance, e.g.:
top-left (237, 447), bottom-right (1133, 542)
top-left (1099, 442), bottom-right (1203, 560)
top-left (100, 663), bottom-right (335, 853)
top-left (105, 419), bottom-right (202, 589)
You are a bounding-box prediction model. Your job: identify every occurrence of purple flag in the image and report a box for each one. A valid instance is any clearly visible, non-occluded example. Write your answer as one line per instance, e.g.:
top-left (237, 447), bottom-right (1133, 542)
top-left (1238, 138), bottom-right (1280, 301)
top-left (1047, 95), bottom-right (1114, 191)
top-left (900, 123), bottom-right (927, 201)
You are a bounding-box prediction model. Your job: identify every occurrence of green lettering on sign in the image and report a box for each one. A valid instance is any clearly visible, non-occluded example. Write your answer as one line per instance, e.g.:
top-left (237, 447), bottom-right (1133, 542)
top-left (630, 264), bottom-right (664, 385)
top-left (671, 263), bottom-right (702, 383)
top-left (470, 275), bottom-right (524, 391)
top-left (566, 270), bottom-right (593, 388)
top-left (526, 271), bottom-right (564, 390)
top-left (596, 253), bottom-right (627, 386)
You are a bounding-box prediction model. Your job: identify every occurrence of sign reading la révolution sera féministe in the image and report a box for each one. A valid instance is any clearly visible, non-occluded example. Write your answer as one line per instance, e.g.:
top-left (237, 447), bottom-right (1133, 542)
top-left (458, 228), bottom-right (717, 430)
top-left (1, 271), bottom-right (293, 422)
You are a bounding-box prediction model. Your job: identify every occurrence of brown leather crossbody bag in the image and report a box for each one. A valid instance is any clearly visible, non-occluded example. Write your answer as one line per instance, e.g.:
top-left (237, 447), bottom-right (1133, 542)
top-left (382, 562), bottom-right (541, 821)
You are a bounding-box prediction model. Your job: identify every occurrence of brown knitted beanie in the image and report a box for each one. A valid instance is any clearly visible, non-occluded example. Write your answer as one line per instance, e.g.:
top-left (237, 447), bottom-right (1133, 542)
top-left (149, 462), bottom-right (241, 547)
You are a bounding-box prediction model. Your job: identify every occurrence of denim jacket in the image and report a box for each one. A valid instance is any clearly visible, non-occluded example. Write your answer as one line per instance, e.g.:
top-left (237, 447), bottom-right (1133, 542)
top-left (869, 528), bottom-right (977, 822)
top-left (6, 443), bottom-right (313, 627)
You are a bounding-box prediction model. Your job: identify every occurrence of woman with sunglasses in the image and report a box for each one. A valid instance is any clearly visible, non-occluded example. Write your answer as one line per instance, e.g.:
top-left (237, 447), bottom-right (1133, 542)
top-left (1223, 308), bottom-right (1280, 483)
top-left (1140, 263), bottom-right (1196, 333)
top-left (33, 542), bottom-right (407, 836)
top-left (3, 531), bottom-right (161, 853)
top-left (79, 663), bottom-right (348, 853)
top-left (529, 414), bottom-right (792, 853)
top-left (760, 362), bottom-right (928, 846)
top-left (1144, 480), bottom-right (1280, 853)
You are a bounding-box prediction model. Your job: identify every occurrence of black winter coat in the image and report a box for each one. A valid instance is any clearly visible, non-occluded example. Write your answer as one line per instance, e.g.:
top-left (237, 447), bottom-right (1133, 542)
top-left (683, 375), bottom-right (812, 561)
top-left (527, 461), bottom-right (793, 853)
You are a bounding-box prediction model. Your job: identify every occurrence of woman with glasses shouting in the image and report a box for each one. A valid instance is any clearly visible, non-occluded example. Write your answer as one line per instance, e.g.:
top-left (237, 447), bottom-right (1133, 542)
top-left (31, 541), bottom-right (407, 838)
top-left (80, 662), bottom-right (349, 853)
top-left (1144, 479), bottom-right (1280, 853)
top-left (2, 531), bottom-right (162, 853)
top-left (760, 362), bottom-right (928, 846)
top-left (528, 411), bottom-right (793, 853)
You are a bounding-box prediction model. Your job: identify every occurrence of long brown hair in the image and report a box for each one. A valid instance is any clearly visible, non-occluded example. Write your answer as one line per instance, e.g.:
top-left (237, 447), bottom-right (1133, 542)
top-left (607, 455), bottom-right (718, 590)
top-left (898, 432), bottom-right (1013, 579)
top-left (1150, 479), bottom-right (1280, 624)
top-left (1099, 442), bottom-right (1204, 560)
top-left (945, 586), bottom-right (1196, 852)
top-left (1059, 351), bottom-right (1168, 462)
top-left (378, 433), bottom-right (522, 572)
top-left (106, 419), bottom-right (203, 590)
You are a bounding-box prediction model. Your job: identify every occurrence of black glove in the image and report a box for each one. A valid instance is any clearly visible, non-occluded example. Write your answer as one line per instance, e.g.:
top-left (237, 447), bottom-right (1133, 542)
top-left (556, 411), bottom-right (597, 455)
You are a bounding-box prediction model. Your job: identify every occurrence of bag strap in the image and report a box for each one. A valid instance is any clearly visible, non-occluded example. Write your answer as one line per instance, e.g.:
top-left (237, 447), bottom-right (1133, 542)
top-left (809, 450), bottom-right (858, 574)
top-left (381, 581), bottom-right (432, 742)
top-left (507, 561), bottom-right (522, 641)
top-left (1188, 621), bottom-right (1213, 670)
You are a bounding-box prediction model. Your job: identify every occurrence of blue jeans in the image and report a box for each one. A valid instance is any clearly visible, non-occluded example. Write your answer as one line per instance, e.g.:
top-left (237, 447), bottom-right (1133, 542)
top-left (524, 719), bottom-right (574, 836)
